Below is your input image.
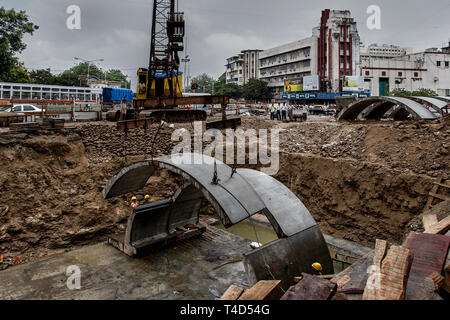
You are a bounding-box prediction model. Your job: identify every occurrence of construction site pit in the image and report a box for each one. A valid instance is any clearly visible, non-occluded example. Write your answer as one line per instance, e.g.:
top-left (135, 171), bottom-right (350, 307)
top-left (0, 115), bottom-right (449, 299)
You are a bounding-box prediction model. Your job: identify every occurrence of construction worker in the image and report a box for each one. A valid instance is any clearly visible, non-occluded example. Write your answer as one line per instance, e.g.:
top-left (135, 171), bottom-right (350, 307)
top-left (144, 194), bottom-right (151, 203)
top-left (268, 103), bottom-right (275, 120)
top-left (130, 196), bottom-right (139, 209)
top-left (281, 103), bottom-right (287, 121)
top-left (276, 103), bottom-right (281, 121)
top-left (312, 262), bottom-right (323, 275)
top-left (119, 97), bottom-right (127, 121)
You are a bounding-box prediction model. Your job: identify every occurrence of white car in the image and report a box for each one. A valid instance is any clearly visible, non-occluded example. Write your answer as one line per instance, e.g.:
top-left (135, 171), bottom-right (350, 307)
top-left (0, 104), bottom-right (42, 114)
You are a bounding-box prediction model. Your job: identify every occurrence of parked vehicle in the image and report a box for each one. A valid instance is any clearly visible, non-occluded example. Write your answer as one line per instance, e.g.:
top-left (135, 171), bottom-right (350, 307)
top-left (288, 105), bottom-right (308, 122)
top-left (249, 105), bottom-right (266, 116)
top-left (0, 104), bottom-right (42, 114)
top-left (102, 87), bottom-right (134, 103)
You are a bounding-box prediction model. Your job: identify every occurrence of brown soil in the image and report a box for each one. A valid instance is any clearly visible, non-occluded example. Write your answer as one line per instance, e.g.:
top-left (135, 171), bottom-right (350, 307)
top-left (0, 116), bottom-right (449, 264)
top-left (0, 129), bottom-right (183, 264)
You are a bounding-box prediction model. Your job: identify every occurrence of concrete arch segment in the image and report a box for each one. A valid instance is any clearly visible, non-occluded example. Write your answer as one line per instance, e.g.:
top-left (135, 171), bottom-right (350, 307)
top-left (102, 153), bottom-right (333, 287)
top-left (337, 96), bottom-right (439, 121)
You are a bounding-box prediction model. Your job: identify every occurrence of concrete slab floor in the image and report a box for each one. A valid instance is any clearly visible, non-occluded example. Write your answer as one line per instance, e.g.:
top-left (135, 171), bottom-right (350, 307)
top-left (0, 226), bottom-right (252, 300)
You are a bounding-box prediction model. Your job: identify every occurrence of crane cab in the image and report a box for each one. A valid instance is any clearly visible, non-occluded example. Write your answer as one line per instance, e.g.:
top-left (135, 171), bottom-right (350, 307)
top-left (135, 68), bottom-right (183, 100)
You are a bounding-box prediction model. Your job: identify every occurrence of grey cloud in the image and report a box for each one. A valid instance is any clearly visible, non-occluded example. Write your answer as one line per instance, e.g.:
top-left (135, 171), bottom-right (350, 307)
top-left (3, 0), bottom-right (449, 89)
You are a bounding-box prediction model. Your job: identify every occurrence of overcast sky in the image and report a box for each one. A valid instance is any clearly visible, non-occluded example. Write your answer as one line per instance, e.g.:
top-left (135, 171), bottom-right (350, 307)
top-left (4, 0), bottom-right (450, 88)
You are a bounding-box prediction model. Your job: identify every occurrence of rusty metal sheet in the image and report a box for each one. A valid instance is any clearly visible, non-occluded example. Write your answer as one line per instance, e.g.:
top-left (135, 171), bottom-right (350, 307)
top-left (403, 232), bottom-right (450, 300)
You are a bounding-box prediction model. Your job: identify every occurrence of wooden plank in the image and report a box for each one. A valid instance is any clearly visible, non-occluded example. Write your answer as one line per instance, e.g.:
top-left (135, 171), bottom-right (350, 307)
top-left (443, 265), bottom-right (450, 294)
top-left (295, 275), bottom-right (333, 282)
top-left (433, 182), bottom-right (450, 189)
top-left (373, 239), bottom-right (388, 266)
top-left (428, 192), bottom-right (449, 202)
top-left (220, 285), bottom-right (245, 300)
top-left (363, 245), bottom-right (413, 300)
top-left (363, 239), bottom-right (389, 300)
top-left (426, 178), bottom-right (441, 209)
top-left (281, 273), bottom-right (337, 300)
top-left (403, 232), bottom-right (450, 300)
top-left (427, 272), bottom-right (445, 291)
top-left (423, 214), bottom-right (439, 231)
top-left (331, 252), bottom-right (373, 296)
top-left (424, 215), bottom-right (450, 235)
top-left (238, 280), bottom-right (281, 300)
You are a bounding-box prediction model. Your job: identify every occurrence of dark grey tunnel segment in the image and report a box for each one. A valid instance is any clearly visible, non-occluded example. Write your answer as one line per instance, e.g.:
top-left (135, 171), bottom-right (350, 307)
top-left (102, 153), bottom-right (333, 288)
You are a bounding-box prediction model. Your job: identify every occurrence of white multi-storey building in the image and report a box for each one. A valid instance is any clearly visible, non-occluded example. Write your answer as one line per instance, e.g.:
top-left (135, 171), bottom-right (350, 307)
top-left (310, 9), bottom-right (361, 93)
top-left (258, 38), bottom-right (312, 98)
top-left (361, 50), bottom-right (450, 96)
top-left (225, 10), bottom-right (450, 99)
top-left (225, 53), bottom-right (244, 86)
top-left (257, 9), bottom-right (361, 98)
top-left (225, 49), bottom-right (262, 86)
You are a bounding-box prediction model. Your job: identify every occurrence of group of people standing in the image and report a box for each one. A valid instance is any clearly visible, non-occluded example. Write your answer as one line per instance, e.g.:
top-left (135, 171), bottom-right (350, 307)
top-left (268, 102), bottom-right (289, 121)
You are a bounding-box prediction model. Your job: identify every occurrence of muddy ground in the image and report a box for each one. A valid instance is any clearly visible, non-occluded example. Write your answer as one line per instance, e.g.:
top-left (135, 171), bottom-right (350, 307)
top-left (0, 115), bottom-right (449, 264)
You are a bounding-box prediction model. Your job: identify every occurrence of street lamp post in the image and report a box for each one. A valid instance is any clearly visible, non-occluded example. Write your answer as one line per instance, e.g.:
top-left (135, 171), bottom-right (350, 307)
top-left (74, 57), bottom-right (104, 85)
top-left (181, 55), bottom-right (190, 90)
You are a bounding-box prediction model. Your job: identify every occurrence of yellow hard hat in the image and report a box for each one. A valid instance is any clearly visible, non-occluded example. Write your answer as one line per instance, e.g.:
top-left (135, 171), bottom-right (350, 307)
top-left (131, 196), bottom-right (137, 201)
top-left (312, 262), bottom-right (322, 272)
top-left (144, 195), bottom-right (150, 200)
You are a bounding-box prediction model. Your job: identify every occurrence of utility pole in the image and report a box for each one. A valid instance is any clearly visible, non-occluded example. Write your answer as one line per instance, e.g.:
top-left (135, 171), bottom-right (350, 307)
top-left (181, 35), bottom-right (190, 90)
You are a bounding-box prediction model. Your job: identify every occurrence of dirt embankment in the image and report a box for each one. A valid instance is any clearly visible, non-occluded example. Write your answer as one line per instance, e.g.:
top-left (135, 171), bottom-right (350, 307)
top-left (275, 153), bottom-right (434, 246)
top-left (0, 129), bottom-right (182, 264)
top-left (0, 117), bottom-right (448, 263)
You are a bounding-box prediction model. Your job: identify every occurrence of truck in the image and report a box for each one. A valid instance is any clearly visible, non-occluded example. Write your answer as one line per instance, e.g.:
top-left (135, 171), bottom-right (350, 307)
top-left (288, 105), bottom-right (308, 122)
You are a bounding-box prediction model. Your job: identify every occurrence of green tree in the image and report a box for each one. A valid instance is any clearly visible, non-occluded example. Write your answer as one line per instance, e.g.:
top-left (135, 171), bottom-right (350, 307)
top-left (242, 79), bottom-right (273, 101)
top-left (190, 73), bottom-right (215, 93)
top-left (106, 69), bottom-right (130, 88)
top-left (29, 69), bottom-right (57, 85)
top-left (69, 62), bottom-right (105, 81)
top-left (57, 70), bottom-right (84, 86)
top-left (389, 88), bottom-right (438, 97)
top-left (0, 7), bottom-right (39, 81)
top-left (213, 78), bottom-right (242, 98)
top-left (389, 88), bottom-right (411, 97)
top-left (411, 88), bottom-right (438, 97)
top-left (6, 65), bottom-right (31, 83)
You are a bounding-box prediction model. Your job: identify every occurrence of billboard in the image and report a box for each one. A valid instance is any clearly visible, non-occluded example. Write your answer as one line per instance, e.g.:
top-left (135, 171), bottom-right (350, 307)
top-left (343, 76), bottom-right (365, 92)
top-left (284, 79), bottom-right (303, 92)
top-left (303, 75), bottom-right (319, 91)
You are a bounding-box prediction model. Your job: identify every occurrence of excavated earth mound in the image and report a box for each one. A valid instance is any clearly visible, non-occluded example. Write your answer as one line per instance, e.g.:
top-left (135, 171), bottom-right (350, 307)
top-left (0, 116), bottom-right (448, 263)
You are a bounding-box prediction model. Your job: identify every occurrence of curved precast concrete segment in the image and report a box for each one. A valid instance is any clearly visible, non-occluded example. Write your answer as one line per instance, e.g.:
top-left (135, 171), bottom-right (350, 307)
top-left (387, 97), bottom-right (438, 120)
top-left (103, 153), bottom-right (267, 227)
top-left (236, 168), bottom-right (316, 238)
top-left (392, 107), bottom-right (412, 121)
top-left (337, 96), bottom-right (439, 121)
top-left (337, 98), bottom-right (382, 120)
top-left (365, 101), bottom-right (396, 120)
top-left (410, 97), bottom-right (447, 114)
top-left (436, 96), bottom-right (450, 103)
top-left (102, 153), bottom-right (333, 286)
